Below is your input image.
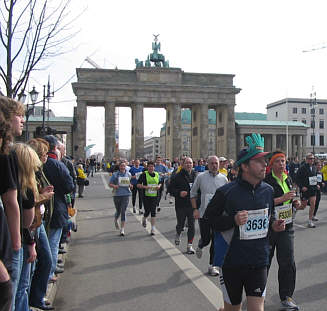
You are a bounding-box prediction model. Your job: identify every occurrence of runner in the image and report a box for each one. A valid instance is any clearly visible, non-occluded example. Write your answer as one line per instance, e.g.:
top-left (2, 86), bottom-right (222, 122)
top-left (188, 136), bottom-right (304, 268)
top-left (204, 133), bottom-right (285, 311)
top-left (191, 155), bottom-right (228, 275)
top-left (169, 157), bottom-right (197, 254)
top-left (129, 159), bottom-right (144, 214)
top-left (137, 161), bottom-right (162, 235)
top-left (109, 161), bottom-right (132, 236)
top-left (264, 151), bottom-right (301, 311)
top-left (295, 153), bottom-right (317, 228)
top-left (154, 156), bottom-right (168, 212)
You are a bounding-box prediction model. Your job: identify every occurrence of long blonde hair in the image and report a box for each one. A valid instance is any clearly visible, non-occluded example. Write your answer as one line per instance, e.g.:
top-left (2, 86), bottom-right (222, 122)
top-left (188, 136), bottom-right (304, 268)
top-left (12, 143), bottom-right (41, 199)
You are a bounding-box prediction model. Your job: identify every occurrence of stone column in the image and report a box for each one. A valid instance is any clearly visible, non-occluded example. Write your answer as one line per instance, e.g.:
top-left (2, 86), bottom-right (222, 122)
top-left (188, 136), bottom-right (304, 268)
top-left (191, 104), bottom-right (208, 159)
top-left (166, 103), bottom-right (181, 159)
top-left (240, 134), bottom-right (245, 149)
top-left (172, 103), bottom-right (182, 159)
top-left (200, 103), bottom-right (209, 158)
top-left (66, 129), bottom-right (73, 156)
top-left (104, 102), bottom-right (116, 161)
top-left (288, 134), bottom-right (292, 159)
top-left (272, 134), bottom-right (277, 151)
top-left (131, 102), bottom-right (144, 159)
top-left (74, 101), bottom-right (87, 160)
top-left (227, 103), bottom-right (236, 159)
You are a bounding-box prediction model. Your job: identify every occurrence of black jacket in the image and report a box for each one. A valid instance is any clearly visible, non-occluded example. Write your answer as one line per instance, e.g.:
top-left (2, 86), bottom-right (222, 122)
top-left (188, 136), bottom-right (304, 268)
top-left (169, 169), bottom-right (196, 209)
top-left (295, 163), bottom-right (317, 190)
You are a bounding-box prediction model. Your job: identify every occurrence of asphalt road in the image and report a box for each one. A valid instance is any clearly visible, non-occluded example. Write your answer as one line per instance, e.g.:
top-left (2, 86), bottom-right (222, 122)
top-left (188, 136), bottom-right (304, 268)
top-left (55, 172), bottom-right (327, 311)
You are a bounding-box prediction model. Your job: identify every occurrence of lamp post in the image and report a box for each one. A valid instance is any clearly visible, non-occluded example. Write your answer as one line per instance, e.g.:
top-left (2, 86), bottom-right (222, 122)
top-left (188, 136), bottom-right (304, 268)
top-left (20, 86), bottom-right (39, 141)
top-left (310, 90), bottom-right (317, 154)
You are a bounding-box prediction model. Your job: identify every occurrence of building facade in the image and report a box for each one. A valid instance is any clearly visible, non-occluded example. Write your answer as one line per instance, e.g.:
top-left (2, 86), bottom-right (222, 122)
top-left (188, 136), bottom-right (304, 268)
top-left (267, 98), bottom-right (327, 155)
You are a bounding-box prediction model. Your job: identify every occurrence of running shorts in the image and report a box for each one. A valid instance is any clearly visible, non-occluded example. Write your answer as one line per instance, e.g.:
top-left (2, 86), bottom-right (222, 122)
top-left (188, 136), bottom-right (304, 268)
top-left (220, 266), bottom-right (267, 306)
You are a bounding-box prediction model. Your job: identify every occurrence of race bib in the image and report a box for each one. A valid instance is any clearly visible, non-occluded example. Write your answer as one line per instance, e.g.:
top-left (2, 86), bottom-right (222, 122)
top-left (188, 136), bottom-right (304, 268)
top-left (146, 184), bottom-right (158, 194)
top-left (239, 208), bottom-right (269, 240)
top-left (317, 174), bottom-right (322, 183)
top-left (309, 176), bottom-right (317, 186)
top-left (275, 204), bottom-right (292, 224)
top-left (189, 183), bottom-right (193, 189)
top-left (294, 168), bottom-right (298, 173)
top-left (135, 172), bottom-right (142, 180)
top-left (118, 177), bottom-right (130, 187)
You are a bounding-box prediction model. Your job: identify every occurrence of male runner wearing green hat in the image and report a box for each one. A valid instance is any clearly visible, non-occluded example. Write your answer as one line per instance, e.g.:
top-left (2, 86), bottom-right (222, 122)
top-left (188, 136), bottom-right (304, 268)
top-left (204, 133), bottom-right (285, 311)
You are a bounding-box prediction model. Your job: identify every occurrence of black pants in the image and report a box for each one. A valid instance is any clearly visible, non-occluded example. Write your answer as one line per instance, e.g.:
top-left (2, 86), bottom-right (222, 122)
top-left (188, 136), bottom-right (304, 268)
top-left (156, 187), bottom-right (163, 207)
top-left (132, 187), bottom-right (143, 210)
top-left (198, 218), bottom-right (215, 265)
top-left (175, 206), bottom-right (195, 243)
top-left (314, 189), bottom-right (321, 216)
top-left (0, 280), bottom-right (12, 311)
top-left (268, 228), bottom-right (296, 301)
top-left (143, 196), bottom-right (157, 218)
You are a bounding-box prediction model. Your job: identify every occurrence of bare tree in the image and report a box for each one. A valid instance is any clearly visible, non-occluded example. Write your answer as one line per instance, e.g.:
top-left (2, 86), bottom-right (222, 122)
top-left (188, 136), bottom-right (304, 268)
top-left (0, 0), bottom-right (78, 98)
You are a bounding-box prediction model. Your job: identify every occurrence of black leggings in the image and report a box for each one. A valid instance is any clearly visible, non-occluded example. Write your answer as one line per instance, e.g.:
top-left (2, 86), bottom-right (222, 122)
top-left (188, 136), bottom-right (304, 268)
top-left (132, 187), bottom-right (143, 209)
top-left (314, 190), bottom-right (321, 216)
top-left (0, 280), bottom-right (12, 311)
top-left (143, 196), bottom-right (157, 218)
top-left (175, 206), bottom-right (195, 243)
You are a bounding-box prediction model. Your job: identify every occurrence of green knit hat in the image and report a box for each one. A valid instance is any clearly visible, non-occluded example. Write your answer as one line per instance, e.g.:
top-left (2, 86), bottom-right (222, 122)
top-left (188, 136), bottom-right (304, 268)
top-left (235, 133), bottom-right (269, 166)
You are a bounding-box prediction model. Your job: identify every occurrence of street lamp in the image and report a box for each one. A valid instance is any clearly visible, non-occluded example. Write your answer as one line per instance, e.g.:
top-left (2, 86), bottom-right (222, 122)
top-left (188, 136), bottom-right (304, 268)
top-left (22, 86), bottom-right (39, 141)
top-left (310, 90), bottom-right (317, 154)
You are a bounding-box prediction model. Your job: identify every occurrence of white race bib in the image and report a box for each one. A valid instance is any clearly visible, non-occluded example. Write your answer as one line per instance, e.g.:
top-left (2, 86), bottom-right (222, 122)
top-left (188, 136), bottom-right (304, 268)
top-left (309, 176), bottom-right (317, 186)
top-left (118, 177), bottom-right (130, 187)
top-left (275, 204), bottom-right (292, 224)
top-left (317, 174), bottom-right (322, 183)
top-left (239, 208), bottom-right (269, 240)
top-left (189, 183), bottom-right (193, 189)
top-left (146, 184), bottom-right (157, 194)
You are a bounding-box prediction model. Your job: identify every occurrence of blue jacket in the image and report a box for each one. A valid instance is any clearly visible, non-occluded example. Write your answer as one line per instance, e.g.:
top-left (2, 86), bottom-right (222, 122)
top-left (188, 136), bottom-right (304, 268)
top-left (43, 156), bottom-right (74, 228)
top-left (204, 177), bottom-right (274, 268)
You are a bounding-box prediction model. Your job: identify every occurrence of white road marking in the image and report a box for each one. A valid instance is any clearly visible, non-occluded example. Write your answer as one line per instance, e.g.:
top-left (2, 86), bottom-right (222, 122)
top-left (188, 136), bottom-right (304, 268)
top-left (293, 223), bottom-right (308, 229)
top-left (131, 208), bottom-right (224, 310)
top-left (100, 172), bottom-right (110, 190)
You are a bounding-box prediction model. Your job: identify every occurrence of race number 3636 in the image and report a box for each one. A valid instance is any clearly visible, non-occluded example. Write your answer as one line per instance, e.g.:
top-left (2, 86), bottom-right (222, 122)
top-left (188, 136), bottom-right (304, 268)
top-left (239, 208), bottom-right (269, 240)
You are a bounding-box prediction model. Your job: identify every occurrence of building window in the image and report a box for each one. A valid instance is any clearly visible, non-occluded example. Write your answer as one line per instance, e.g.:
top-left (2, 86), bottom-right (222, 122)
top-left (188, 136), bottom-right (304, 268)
top-left (275, 111), bottom-right (278, 118)
top-left (319, 108), bottom-right (324, 115)
top-left (302, 119), bottom-right (306, 124)
top-left (311, 135), bottom-right (315, 146)
top-left (292, 119), bottom-right (297, 122)
top-left (311, 120), bottom-right (315, 129)
top-left (292, 107), bottom-right (297, 114)
top-left (320, 135), bottom-right (324, 146)
top-left (193, 111), bottom-right (196, 122)
top-left (302, 108), bottom-right (306, 114)
top-left (310, 108), bottom-right (315, 114)
top-left (320, 120), bottom-right (324, 129)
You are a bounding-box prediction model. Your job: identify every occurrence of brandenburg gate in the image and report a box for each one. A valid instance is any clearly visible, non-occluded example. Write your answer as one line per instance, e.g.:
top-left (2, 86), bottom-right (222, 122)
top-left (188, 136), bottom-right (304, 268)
top-left (72, 37), bottom-right (240, 160)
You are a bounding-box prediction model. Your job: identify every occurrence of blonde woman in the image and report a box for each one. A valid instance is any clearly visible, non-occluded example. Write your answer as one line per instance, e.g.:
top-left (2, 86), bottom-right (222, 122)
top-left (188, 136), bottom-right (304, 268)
top-left (11, 143), bottom-right (42, 310)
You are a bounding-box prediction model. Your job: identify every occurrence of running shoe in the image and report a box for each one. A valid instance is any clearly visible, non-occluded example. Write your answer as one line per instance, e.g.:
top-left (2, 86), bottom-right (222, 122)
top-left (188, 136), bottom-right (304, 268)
top-left (308, 220), bottom-right (316, 228)
top-left (312, 216), bottom-right (319, 221)
top-left (157, 207), bottom-right (161, 212)
top-left (139, 209), bottom-right (143, 215)
top-left (174, 234), bottom-right (181, 245)
top-left (208, 265), bottom-right (219, 276)
top-left (114, 218), bottom-right (120, 230)
top-left (151, 228), bottom-right (155, 236)
top-left (120, 229), bottom-right (125, 236)
top-left (142, 218), bottom-right (147, 228)
top-left (169, 199), bottom-right (173, 204)
top-left (280, 296), bottom-right (299, 310)
top-left (196, 246), bottom-right (203, 259)
top-left (186, 244), bottom-right (195, 254)
top-left (133, 206), bottom-right (136, 213)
